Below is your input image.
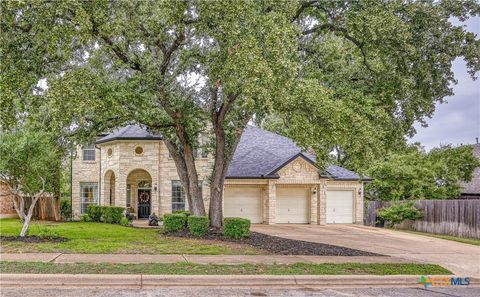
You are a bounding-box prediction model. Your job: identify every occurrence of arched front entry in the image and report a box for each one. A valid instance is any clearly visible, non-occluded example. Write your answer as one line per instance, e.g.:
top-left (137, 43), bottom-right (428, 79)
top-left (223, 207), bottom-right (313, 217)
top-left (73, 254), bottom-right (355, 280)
top-left (126, 169), bottom-right (152, 219)
top-left (104, 170), bottom-right (116, 206)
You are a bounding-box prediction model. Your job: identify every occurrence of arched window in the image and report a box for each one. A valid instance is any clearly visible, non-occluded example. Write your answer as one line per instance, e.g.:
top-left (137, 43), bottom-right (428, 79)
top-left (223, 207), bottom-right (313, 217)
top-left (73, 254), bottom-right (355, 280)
top-left (138, 181), bottom-right (151, 189)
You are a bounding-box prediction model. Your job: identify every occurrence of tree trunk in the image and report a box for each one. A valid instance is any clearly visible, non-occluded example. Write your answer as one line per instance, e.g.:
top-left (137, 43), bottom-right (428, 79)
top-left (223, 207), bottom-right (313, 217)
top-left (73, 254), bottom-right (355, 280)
top-left (209, 122), bottom-right (246, 227)
top-left (164, 128), bottom-right (206, 216)
top-left (20, 194), bottom-right (41, 238)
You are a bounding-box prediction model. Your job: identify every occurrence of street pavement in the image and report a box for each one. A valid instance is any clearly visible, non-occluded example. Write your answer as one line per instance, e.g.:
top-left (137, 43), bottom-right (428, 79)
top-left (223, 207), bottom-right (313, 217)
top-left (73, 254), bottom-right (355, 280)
top-left (1, 287), bottom-right (479, 297)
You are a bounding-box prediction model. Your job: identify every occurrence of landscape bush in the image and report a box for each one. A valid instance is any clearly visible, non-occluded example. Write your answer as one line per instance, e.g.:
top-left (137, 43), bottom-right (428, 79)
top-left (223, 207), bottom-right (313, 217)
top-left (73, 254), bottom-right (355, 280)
top-left (173, 210), bottom-right (191, 217)
top-left (87, 205), bottom-right (103, 222)
top-left (377, 201), bottom-right (423, 226)
top-left (120, 217), bottom-right (131, 227)
top-left (102, 206), bottom-right (125, 224)
top-left (80, 214), bottom-right (92, 222)
top-left (164, 213), bottom-right (187, 232)
top-left (187, 216), bottom-right (209, 237)
top-left (60, 198), bottom-right (72, 220)
top-left (223, 217), bottom-right (250, 239)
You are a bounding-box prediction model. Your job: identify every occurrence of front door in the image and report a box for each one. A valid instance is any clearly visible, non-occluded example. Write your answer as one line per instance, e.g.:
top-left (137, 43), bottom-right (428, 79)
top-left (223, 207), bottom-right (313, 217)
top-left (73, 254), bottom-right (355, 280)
top-left (137, 189), bottom-right (151, 219)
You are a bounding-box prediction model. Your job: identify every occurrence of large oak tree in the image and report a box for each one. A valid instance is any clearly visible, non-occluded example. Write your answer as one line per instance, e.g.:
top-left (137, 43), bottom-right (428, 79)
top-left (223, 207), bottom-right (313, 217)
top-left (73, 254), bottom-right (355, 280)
top-left (2, 0), bottom-right (479, 226)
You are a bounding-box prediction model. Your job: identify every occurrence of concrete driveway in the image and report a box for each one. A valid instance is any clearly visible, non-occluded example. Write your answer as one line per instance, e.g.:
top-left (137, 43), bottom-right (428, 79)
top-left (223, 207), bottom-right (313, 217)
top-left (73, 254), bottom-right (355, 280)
top-left (252, 224), bottom-right (480, 277)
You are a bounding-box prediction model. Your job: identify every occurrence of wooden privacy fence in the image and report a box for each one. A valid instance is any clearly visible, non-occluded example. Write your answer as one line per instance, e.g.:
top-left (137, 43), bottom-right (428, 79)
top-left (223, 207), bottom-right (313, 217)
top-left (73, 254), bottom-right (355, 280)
top-left (365, 199), bottom-right (480, 239)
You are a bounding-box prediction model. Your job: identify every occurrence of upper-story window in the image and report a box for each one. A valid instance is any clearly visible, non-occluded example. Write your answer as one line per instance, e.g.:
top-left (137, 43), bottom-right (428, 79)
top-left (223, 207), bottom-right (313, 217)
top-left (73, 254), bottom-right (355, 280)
top-left (82, 144), bottom-right (96, 161)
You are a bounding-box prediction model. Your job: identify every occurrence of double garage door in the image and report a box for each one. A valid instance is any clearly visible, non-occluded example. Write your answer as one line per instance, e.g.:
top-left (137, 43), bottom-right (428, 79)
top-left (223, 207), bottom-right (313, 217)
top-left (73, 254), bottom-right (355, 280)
top-left (224, 186), bottom-right (309, 224)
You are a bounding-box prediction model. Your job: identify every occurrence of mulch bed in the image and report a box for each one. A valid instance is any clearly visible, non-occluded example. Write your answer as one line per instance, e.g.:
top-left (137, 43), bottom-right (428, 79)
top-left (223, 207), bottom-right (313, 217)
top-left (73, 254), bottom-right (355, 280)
top-left (167, 229), bottom-right (381, 256)
top-left (0, 236), bottom-right (68, 243)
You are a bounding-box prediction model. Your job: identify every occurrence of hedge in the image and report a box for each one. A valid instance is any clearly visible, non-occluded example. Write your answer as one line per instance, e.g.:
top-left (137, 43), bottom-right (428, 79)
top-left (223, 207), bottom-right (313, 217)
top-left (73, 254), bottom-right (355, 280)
top-left (223, 217), bottom-right (251, 239)
top-left (164, 213), bottom-right (187, 232)
top-left (86, 205), bottom-right (125, 224)
top-left (187, 216), bottom-right (209, 236)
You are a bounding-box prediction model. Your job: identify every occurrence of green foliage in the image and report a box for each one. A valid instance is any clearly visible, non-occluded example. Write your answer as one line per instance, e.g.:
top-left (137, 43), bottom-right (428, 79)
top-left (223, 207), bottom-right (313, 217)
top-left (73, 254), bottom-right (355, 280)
top-left (102, 206), bottom-right (125, 224)
top-left (36, 226), bottom-right (60, 240)
top-left (187, 216), bottom-right (209, 237)
top-left (80, 214), bottom-right (92, 222)
top-left (120, 217), bottom-right (130, 227)
top-left (87, 205), bottom-right (103, 222)
top-left (60, 199), bottom-right (72, 220)
top-left (366, 144), bottom-right (480, 200)
top-left (377, 201), bottom-right (423, 226)
top-left (173, 210), bottom-right (191, 217)
top-left (223, 217), bottom-right (250, 239)
top-left (164, 213), bottom-right (187, 233)
top-left (0, 130), bottom-right (62, 196)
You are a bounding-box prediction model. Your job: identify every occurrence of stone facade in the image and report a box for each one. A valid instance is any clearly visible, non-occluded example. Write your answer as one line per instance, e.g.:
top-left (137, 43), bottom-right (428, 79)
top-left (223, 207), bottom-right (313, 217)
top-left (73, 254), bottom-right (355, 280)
top-left (72, 141), bottom-right (364, 224)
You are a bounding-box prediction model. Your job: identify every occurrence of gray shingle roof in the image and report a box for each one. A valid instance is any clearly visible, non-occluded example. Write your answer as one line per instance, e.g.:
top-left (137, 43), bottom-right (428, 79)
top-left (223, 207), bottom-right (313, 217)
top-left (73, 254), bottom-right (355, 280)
top-left (96, 125), bottom-right (162, 144)
top-left (96, 124), bottom-right (363, 180)
top-left (227, 125), bottom-right (363, 180)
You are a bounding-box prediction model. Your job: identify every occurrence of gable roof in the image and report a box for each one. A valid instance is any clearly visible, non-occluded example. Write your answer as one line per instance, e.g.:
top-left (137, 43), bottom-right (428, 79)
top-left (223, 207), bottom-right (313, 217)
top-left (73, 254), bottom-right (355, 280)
top-left (226, 125), bottom-right (364, 180)
top-left (461, 143), bottom-right (480, 194)
top-left (96, 125), bottom-right (162, 144)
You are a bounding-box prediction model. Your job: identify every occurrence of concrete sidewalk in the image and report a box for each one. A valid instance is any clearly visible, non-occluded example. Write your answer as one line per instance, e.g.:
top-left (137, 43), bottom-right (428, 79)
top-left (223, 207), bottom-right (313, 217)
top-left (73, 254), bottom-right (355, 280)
top-left (2, 273), bottom-right (478, 289)
top-left (0, 253), bottom-right (414, 264)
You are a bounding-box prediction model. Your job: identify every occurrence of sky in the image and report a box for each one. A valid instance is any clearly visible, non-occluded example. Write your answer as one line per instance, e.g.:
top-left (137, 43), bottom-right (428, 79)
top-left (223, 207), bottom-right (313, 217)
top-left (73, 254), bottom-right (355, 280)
top-left (410, 17), bottom-right (480, 150)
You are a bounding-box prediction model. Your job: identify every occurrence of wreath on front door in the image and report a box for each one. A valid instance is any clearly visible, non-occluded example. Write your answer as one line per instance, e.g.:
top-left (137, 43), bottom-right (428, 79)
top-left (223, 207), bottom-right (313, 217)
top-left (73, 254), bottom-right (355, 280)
top-left (139, 192), bottom-right (150, 203)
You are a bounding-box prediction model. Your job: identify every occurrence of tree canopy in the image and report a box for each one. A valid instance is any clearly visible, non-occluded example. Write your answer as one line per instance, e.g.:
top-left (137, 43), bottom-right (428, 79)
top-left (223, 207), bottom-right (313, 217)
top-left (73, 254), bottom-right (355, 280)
top-left (1, 0), bottom-right (479, 225)
top-left (365, 144), bottom-right (480, 200)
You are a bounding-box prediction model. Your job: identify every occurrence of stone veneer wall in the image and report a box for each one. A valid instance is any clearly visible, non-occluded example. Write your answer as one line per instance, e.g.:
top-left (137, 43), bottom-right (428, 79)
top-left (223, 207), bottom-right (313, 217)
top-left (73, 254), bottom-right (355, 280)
top-left (71, 147), bottom-right (100, 218)
top-left (72, 143), bottom-right (363, 223)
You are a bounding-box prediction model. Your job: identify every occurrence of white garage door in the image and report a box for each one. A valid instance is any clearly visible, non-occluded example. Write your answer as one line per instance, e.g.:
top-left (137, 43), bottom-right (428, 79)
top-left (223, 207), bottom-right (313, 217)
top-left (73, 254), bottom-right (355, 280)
top-left (276, 187), bottom-right (309, 224)
top-left (326, 190), bottom-right (353, 223)
top-left (224, 187), bottom-right (263, 223)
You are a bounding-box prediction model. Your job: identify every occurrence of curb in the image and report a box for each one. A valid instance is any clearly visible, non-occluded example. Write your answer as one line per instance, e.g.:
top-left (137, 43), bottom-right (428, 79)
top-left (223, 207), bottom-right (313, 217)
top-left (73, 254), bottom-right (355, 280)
top-left (1, 274), bottom-right (478, 288)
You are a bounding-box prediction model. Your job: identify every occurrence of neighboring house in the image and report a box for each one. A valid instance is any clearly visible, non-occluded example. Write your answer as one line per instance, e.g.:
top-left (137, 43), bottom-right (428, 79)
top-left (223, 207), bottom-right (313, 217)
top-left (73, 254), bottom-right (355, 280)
top-left (460, 142), bottom-right (480, 199)
top-left (0, 180), bottom-right (17, 218)
top-left (71, 125), bottom-right (368, 224)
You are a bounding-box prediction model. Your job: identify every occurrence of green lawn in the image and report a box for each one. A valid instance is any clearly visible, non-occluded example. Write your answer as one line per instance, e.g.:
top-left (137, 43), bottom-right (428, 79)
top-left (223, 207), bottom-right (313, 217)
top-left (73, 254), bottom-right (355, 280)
top-left (400, 230), bottom-right (480, 246)
top-left (0, 219), bottom-right (261, 255)
top-left (0, 261), bottom-right (451, 275)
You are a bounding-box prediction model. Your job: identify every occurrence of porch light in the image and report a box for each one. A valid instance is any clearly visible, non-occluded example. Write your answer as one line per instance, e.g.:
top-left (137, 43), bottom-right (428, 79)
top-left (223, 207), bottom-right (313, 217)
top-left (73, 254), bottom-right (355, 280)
top-left (154, 183), bottom-right (158, 192)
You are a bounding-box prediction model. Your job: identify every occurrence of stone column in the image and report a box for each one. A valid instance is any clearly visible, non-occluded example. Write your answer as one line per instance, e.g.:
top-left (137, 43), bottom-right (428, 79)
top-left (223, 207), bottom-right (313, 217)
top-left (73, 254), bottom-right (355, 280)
top-left (355, 183), bottom-right (364, 224)
top-left (310, 186), bottom-right (318, 224)
top-left (265, 180), bottom-right (276, 224)
top-left (317, 181), bottom-right (327, 225)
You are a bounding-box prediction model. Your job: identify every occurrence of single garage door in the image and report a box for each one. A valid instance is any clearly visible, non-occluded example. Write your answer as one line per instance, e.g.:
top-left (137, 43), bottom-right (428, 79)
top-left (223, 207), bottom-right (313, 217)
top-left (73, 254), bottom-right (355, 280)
top-left (276, 187), bottom-right (309, 224)
top-left (326, 190), bottom-right (353, 223)
top-left (224, 187), bottom-right (263, 223)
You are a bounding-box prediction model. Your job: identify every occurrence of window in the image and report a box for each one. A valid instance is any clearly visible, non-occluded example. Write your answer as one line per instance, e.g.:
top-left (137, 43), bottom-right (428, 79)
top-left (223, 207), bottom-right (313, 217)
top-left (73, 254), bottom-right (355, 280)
top-left (172, 180), bottom-right (202, 211)
top-left (80, 182), bottom-right (98, 214)
top-left (138, 180), bottom-right (151, 189)
top-left (126, 184), bottom-right (131, 207)
top-left (194, 134), bottom-right (209, 158)
top-left (82, 144), bottom-right (96, 161)
top-left (135, 146), bottom-right (144, 155)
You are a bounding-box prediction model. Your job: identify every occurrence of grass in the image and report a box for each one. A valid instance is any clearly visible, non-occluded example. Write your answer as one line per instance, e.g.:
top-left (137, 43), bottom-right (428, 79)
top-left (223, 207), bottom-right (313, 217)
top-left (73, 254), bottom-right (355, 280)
top-left (399, 230), bottom-right (480, 246)
top-left (0, 219), bottom-right (261, 255)
top-left (0, 261), bottom-right (452, 275)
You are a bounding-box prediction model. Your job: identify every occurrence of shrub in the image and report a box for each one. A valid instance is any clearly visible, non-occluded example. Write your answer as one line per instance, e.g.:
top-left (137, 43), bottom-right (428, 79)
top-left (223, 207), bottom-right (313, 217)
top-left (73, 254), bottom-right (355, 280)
top-left (102, 206), bottom-right (124, 224)
top-left (223, 217), bottom-right (250, 239)
top-left (173, 210), bottom-right (191, 217)
top-left (188, 216), bottom-right (209, 237)
top-left (377, 201), bottom-right (423, 226)
top-left (60, 199), bottom-right (72, 220)
top-left (164, 213), bottom-right (187, 232)
top-left (80, 214), bottom-right (92, 222)
top-left (37, 227), bottom-right (60, 239)
top-left (120, 217), bottom-right (130, 227)
top-left (87, 205), bottom-right (103, 222)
